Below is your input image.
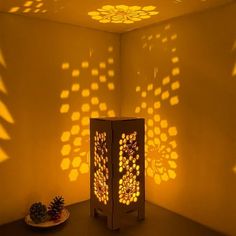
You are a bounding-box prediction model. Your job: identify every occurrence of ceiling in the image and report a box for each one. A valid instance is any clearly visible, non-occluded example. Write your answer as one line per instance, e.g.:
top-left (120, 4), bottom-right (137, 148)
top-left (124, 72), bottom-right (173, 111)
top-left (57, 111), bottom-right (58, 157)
top-left (0, 0), bottom-right (233, 33)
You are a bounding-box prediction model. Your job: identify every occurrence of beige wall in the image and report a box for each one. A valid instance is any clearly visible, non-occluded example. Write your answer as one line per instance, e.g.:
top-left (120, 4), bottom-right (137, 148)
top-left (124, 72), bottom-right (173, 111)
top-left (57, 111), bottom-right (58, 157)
top-left (0, 13), bottom-right (120, 225)
top-left (121, 2), bottom-right (236, 235)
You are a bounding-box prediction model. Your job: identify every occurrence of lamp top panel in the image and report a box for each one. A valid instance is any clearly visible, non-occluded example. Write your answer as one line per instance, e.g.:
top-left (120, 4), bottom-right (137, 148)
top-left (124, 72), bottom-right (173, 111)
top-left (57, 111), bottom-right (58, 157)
top-left (91, 117), bottom-right (144, 121)
top-left (0, 0), bottom-right (233, 33)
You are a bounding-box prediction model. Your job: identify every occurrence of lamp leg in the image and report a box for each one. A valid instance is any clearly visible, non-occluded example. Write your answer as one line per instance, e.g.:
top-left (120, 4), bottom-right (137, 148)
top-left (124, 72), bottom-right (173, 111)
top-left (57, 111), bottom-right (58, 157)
top-left (138, 204), bottom-right (145, 220)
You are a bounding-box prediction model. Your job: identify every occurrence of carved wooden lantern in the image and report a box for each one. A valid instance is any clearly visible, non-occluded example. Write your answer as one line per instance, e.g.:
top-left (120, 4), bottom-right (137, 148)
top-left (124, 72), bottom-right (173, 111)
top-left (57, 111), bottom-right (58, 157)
top-left (90, 117), bottom-right (145, 230)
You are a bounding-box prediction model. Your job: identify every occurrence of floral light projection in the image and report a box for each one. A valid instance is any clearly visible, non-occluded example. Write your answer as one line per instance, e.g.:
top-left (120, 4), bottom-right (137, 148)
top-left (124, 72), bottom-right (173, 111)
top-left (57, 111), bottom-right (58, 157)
top-left (135, 24), bottom-right (180, 185)
top-left (93, 131), bottom-right (109, 204)
top-left (59, 47), bottom-right (116, 182)
top-left (8, 0), bottom-right (48, 14)
top-left (0, 49), bottom-right (15, 163)
top-left (118, 132), bottom-right (141, 205)
top-left (88, 5), bottom-right (159, 24)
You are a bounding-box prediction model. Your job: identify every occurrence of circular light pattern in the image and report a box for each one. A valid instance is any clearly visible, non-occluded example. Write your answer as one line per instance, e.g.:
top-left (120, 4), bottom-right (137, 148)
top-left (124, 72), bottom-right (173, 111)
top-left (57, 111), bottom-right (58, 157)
top-left (88, 5), bottom-right (159, 24)
top-left (94, 132), bottom-right (109, 204)
top-left (118, 132), bottom-right (140, 205)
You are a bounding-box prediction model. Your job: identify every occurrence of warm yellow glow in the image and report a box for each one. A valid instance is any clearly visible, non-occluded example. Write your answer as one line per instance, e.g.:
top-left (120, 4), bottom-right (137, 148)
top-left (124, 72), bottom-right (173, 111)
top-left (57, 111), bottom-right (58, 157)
top-left (72, 157), bottom-right (81, 168)
top-left (80, 163), bottom-right (89, 174)
top-left (61, 131), bottom-right (71, 142)
top-left (72, 69), bottom-right (80, 77)
top-left (81, 103), bottom-right (90, 112)
top-left (60, 90), bottom-right (69, 99)
top-left (91, 82), bottom-right (99, 90)
top-left (118, 132), bottom-right (140, 205)
top-left (81, 61), bottom-right (89, 68)
top-left (107, 82), bottom-right (115, 90)
top-left (61, 144), bottom-right (71, 156)
top-left (71, 125), bottom-right (80, 135)
top-left (69, 169), bottom-right (79, 181)
top-left (60, 158), bottom-right (70, 170)
top-left (94, 132), bottom-right (109, 204)
top-left (71, 112), bottom-right (80, 121)
top-left (81, 89), bottom-right (90, 97)
top-left (62, 62), bottom-right (70, 70)
top-left (88, 5), bottom-right (159, 24)
top-left (9, 7), bottom-right (20, 13)
top-left (59, 46), bottom-right (116, 181)
top-left (71, 83), bottom-right (80, 92)
top-left (0, 148), bottom-right (9, 163)
top-left (99, 75), bottom-right (107, 83)
top-left (60, 104), bottom-right (70, 113)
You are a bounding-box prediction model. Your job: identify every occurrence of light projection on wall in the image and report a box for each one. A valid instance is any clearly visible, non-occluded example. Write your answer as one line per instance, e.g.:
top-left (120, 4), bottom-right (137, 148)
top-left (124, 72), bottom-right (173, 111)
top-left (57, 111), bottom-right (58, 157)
top-left (134, 25), bottom-right (180, 185)
top-left (94, 131), bottom-right (109, 204)
top-left (59, 47), bottom-right (116, 182)
top-left (118, 132), bottom-right (140, 205)
top-left (8, 0), bottom-right (48, 14)
top-left (88, 5), bottom-right (159, 24)
top-left (0, 49), bottom-right (15, 163)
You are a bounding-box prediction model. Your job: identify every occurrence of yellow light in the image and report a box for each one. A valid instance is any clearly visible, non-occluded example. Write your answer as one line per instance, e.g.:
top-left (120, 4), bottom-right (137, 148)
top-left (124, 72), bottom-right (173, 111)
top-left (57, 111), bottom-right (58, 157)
top-left (171, 81), bottom-right (180, 90)
top-left (72, 157), bottom-right (82, 168)
top-left (108, 58), bottom-right (114, 64)
top-left (71, 83), bottom-right (80, 92)
top-left (60, 158), bottom-right (70, 170)
top-left (61, 144), bottom-right (71, 156)
top-left (162, 76), bottom-right (170, 85)
top-left (81, 61), bottom-right (89, 68)
top-left (72, 69), bottom-right (80, 77)
top-left (81, 117), bottom-right (90, 126)
top-left (80, 163), bottom-right (89, 174)
top-left (71, 125), bottom-right (80, 135)
top-left (91, 97), bottom-right (99, 105)
top-left (74, 137), bottom-right (82, 146)
top-left (160, 120), bottom-right (168, 128)
top-left (172, 67), bottom-right (180, 76)
top-left (108, 70), bottom-right (115, 77)
top-left (24, 1), bottom-right (33, 7)
top-left (99, 103), bottom-right (107, 111)
top-left (91, 83), bottom-right (99, 90)
top-left (99, 75), bottom-right (107, 83)
top-left (168, 127), bottom-right (178, 136)
top-left (161, 91), bottom-right (170, 100)
top-left (81, 103), bottom-right (90, 112)
top-left (60, 90), bottom-right (69, 99)
top-left (0, 78), bottom-right (7, 94)
top-left (60, 104), bottom-right (70, 114)
top-left (108, 82), bottom-right (115, 90)
top-left (9, 7), bottom-right (20, 13)
top-left (154, 87), bottom-right (161, 96)
top-left (0, 148), bottom-right (9, 163)
top-left (91, 69), bottom-right (99, 76)
top-left (0, 124), bottom-right (10, 140)
top-left (99, 62), bottom-right (106, 68)
top-left (61, 62), bottom-right (70, 70)
top-left (71, 112), bottom-right (80, 121)
top-left (69, 169), bottom-right (79, 181)
top-left (170, 96), bottom-right (179, 106)
top-left (88, 5), bottom-right (159, 24)
top-left (61, 131), bottom-right (71, 142)
top-left (81, 89), bottom-right (90, 97)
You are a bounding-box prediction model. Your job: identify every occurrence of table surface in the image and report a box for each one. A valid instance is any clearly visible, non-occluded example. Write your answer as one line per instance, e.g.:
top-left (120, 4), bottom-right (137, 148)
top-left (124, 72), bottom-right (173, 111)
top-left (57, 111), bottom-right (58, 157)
top-left (0, 200), bottom-right (223, 236)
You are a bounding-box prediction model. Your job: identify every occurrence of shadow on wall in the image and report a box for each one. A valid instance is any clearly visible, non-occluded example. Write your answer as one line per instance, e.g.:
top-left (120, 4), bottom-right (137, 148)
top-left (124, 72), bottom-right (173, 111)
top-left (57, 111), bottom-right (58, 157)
top-left (0, 49), bottom-right (15, 164)
top-left (133, 24), bottom-right (180, 185)
top-left (59, 46), bottom-right (116, 182)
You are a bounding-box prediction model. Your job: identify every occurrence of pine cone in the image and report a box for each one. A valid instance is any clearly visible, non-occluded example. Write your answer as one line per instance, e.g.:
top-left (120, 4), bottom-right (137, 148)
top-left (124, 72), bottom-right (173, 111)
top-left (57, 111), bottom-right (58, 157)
top-left (29, 202), bottom-right (48, 224)
top-left (48, 196), bottom-right (64, 221)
